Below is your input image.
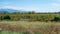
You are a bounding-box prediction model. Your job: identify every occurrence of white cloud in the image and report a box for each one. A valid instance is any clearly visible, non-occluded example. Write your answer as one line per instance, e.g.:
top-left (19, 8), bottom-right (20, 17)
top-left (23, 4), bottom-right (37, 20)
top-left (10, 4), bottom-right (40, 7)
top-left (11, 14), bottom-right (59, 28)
top-left (51, 3), bottom-right (60, 6)
top-left (1, 5), bottom-right (37, 11)
top-left (2, 6), bottom-right (23, 10)
top-left (1, 5), bottom-right (59, 12)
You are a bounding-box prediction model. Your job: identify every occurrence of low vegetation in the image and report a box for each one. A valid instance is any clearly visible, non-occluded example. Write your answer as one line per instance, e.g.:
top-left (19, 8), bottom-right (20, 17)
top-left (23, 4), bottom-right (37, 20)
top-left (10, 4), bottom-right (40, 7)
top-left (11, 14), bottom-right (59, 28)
top-left (0, 21), bottom-right (60, 34)
top-left (0, 11), bottom-right (60, 22)
top-left (0, 11), bottom-right (60, 34)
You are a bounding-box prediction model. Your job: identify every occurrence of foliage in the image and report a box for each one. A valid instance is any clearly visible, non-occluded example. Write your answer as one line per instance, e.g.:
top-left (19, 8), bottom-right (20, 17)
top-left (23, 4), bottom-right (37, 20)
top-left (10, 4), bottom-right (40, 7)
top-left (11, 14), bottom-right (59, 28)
top-left (51, 16), bottom-right (60, 22)
top-left (3, 15), bottom-right (11, 20)
top-left (0, 12), bottom-right (60, 22)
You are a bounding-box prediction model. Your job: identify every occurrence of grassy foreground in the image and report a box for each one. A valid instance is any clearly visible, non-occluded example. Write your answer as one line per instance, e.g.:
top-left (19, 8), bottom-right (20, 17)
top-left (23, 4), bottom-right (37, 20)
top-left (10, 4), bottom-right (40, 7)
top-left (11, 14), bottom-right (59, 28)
top-left (0, 21), bottom-right (60, 34)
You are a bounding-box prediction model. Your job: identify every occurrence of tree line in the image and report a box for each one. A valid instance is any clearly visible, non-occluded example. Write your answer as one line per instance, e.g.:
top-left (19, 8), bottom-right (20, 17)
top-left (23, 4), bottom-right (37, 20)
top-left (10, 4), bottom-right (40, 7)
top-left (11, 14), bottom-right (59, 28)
top-left (0, 11), bottom-right (60, 22)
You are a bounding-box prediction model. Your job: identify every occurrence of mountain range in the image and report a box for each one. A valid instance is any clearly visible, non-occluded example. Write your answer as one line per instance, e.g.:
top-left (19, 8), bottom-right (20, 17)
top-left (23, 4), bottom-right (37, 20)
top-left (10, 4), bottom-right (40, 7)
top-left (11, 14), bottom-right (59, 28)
top-left (0, 8), bottom-right (29, 13)
top-left (0, 8), bottom-right (60, 14)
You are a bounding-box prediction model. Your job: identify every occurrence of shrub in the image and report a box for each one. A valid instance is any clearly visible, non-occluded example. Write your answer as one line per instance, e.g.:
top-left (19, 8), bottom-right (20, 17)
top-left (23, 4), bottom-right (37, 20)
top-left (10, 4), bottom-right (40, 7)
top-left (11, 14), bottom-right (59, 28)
top-left (23, 32), bottom-right (31, 34)
top-left (51, 16), bottom-right (60, 22)
top-left (3, 15), bottom-right (11, 20)
top-left (0, 16), bottom-right (3, 20)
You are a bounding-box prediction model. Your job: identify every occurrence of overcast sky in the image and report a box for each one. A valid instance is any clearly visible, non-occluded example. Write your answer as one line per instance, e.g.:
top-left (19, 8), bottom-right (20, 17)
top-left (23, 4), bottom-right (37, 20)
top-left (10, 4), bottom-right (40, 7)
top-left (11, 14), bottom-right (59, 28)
top-left (0, 0), bottom-right (60, 12)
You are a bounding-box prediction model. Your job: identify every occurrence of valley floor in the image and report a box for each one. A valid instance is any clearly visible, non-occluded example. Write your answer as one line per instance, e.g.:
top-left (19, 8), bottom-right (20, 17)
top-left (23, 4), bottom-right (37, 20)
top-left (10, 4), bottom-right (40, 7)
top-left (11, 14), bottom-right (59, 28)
top-left (0, 21), bottom-right (60, 34)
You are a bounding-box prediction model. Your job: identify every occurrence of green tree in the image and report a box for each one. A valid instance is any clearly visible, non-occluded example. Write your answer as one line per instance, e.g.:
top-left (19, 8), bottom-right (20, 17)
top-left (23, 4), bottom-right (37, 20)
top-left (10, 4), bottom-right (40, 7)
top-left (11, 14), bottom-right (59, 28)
top-left (28, 11), bottom-right (35, 14)
top-left (3, 15), bottom-right (11, 20)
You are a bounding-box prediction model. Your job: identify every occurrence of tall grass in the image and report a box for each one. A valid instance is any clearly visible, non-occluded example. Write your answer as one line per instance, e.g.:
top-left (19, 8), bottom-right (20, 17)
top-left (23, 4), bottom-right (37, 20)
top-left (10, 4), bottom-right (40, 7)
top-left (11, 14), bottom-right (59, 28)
top-left (0, 21), bottom-right (60, 34)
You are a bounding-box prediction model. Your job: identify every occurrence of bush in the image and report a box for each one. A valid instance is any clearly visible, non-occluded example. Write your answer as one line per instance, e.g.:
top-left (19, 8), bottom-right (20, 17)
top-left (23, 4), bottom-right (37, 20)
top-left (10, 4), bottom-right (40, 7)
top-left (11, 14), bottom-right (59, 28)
top-left (34, 32), bottom-right (41, 34)
top-left (23, 32), bottom-right (31, 34)
top-left (0, 16), bottom-right (3, 20)
top-left (51, 16), bottom-right (60, 22)
top-left (3, 15), bottom-right (11, 20)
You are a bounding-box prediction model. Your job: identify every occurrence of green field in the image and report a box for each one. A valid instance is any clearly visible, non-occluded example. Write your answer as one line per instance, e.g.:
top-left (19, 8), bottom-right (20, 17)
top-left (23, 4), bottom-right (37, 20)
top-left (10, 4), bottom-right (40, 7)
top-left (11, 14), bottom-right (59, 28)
top-left (0, 21), bottom-right (60, 34)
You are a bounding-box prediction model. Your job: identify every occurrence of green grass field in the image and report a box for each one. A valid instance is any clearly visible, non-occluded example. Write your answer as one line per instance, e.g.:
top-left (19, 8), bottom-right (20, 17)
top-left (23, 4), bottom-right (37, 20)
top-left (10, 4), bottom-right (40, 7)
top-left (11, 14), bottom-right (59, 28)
top-left (0, 21), bottom-right (60, 34)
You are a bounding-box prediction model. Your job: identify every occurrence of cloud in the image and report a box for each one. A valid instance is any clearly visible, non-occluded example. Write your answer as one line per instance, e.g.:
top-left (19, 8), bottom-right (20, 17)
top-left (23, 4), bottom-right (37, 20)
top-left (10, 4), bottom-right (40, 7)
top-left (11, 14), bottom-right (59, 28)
top-left (1, 6), bottom-right (23, 10)
top-left (51, 3), bottom-right (60, 6)
top-left (0, 2), bottom-right (11, 8)
top-left (1, 5), bottom-right (58, 12)
top-left (1, 5), bottom-right (36, 11)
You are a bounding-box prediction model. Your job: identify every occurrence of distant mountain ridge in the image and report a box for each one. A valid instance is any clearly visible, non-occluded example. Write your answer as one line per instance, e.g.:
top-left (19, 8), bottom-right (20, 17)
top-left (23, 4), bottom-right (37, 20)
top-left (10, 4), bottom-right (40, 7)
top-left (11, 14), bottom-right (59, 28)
top-left (0, 8), bottom-right (60, 14)
top-left (0, 8), bottom-right (29, 13)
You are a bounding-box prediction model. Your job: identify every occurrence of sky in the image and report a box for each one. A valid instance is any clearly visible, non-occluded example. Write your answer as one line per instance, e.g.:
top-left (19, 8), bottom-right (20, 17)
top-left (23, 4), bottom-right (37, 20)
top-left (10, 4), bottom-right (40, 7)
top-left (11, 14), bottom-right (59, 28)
top-left (0, 0), bottom-right (60, 12)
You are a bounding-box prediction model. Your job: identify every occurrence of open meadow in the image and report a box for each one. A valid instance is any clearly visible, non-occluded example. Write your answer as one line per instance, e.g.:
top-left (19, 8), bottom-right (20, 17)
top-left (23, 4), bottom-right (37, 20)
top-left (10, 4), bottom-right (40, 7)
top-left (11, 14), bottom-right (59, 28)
top-left (0, 21), bottom-right (60, 34)
top-left (0, 0), bottom-right (60, 34)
